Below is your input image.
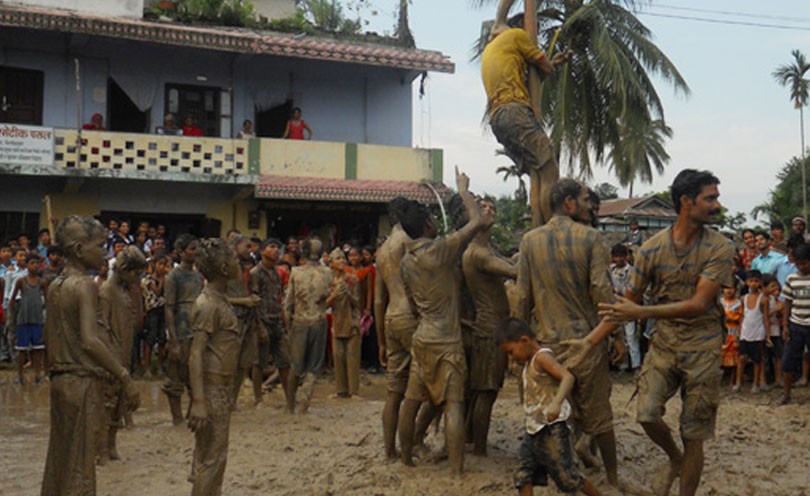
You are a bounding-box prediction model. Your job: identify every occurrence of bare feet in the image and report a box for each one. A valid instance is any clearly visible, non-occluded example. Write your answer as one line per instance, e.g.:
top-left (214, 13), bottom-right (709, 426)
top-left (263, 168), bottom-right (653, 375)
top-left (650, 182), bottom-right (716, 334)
top-left (651, 462), bottom-right (681, 496)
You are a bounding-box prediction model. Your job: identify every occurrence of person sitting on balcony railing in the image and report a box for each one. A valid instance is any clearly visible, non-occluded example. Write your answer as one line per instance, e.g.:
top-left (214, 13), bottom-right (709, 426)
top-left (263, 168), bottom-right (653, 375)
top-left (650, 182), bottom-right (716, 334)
top-left (237, 119), bottom-right (255, 139)
top-left (181, 115), bottom-right (204, 137)
top-left (156, 113), bottom-right (183, 136)
top-left (82, 113), bottom-right (106, 130)
top-left (283, 107), bottom-right (312, 140)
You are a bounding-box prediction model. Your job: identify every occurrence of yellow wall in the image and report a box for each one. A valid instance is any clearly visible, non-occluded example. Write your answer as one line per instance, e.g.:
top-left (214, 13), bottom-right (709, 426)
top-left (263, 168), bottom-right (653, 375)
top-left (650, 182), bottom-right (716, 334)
top-left (40, 193), bottom-right (100, 230)
top-left (259, 139), bottom-right (345, 179)
top-left (356, 144), bottom-right (432, 181)
top-left (206, 199), bottom-right (267, 238)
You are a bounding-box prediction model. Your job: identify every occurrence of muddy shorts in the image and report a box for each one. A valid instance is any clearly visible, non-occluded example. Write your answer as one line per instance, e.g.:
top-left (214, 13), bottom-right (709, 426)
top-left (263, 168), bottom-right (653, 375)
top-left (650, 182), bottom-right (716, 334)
top-left (782, 322), bottom-right (810, 372)
top-left (637, 342), bottom-right (722, 441)
top-left (163, 338), bottom-right (192, 398)
top-left (552, 340), bottom-right (613, 436)
top-left (469, 333), bottom-right (507, 391)
top-left (143, 307), bottom-right (167, 347)
top-left (490, 102), bottom-right (555, 175)
top-left (384, 315), bottom-right (417, 395)
top-left (514, 422), bottom-right (585, 493)
top-left (289, 319), bottom-right (328, 377)
top-left (258, 319), bottom-right (290, 370)
top-left (405, 339), bottom-right (467, 405)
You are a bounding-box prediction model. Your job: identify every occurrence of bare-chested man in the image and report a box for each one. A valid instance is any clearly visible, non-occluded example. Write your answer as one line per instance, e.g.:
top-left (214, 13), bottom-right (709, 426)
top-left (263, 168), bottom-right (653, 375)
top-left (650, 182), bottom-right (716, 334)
top-left (283, 237), bottom-right (332, 414)
top-left (398, 168), bottom-right (494, 474)
top-left (462, 197), bottom-right (517, 456)
top-left (226, 235), bottom-right (261, 407)
top-left (41, 216), bottom-right (140, 496)
top-left (187, 238), bottom-right (241, 496)
top-left (98, 246), bottom-right (146, 464)
top-left (516, 178), bottom-right (624, 489)
top-left (374, 197), bottom-right (414, 459)
top-left (481, 0), bottom-right (571, 225)
top-left (163, 234), bottom-right (204, 425)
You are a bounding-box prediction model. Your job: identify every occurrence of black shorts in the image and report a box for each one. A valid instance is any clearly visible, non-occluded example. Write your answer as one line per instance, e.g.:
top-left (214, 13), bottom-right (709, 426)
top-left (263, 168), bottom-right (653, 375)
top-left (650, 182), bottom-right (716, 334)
top-left (739, 340), bottom-right (763, 363)
top-left (782, 323), bottom-right (810, 373)
top-left (765, 336), bottom-right (783, 361)
top-left (514, 422), bottom-right (584, 493)
top-left (143, 307), bottom-right (167, 347)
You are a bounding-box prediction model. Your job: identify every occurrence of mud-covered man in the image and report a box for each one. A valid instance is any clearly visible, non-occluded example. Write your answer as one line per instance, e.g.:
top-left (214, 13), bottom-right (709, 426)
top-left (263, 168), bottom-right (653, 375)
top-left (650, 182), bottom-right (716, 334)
top-left (397, 167), bottom-right (494, 474)
top-left (283, 237), bottom-right (332, 414)
top-left (98, 246), bottom-right (146, 464)
top-left (187, 238), bottom-right (241, 496)
top-left (462, 196), bottom-right (517, 456)
top-left (41, 216), bottom-right (140, 496)
top-left (163, 234), bottom-right (204, 425)
top-left (374, 197), bottom-right (415, 459)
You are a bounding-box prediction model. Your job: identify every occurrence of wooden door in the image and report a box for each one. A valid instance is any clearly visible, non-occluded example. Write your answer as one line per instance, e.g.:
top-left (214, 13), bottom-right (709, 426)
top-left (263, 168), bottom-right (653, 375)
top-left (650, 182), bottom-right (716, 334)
top-left (0, 67), bottom-right (44, 125)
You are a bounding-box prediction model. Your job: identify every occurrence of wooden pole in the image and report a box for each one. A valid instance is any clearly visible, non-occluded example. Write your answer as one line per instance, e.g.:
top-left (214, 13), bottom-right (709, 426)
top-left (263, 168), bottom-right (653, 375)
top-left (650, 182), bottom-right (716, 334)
top-left (43, 195), bottom-right (55, 244)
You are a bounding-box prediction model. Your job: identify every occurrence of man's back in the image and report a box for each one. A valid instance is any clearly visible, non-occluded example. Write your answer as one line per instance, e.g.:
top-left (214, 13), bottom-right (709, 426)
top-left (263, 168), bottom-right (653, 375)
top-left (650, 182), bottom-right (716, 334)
top-left (462, 242), bottom-right (511, 335)
top-left (287, 262), bottom-right (331, 324)
top-left (481, 28), bottom-right (544, 115)
top-left (517, 215), bottom-right (613, 342)
top-left (376, 225), bottom-right (413, 321)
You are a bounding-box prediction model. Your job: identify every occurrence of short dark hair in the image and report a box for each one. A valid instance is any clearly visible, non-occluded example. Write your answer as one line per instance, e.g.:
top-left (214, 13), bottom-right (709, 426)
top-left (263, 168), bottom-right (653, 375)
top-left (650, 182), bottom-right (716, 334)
top-left (292, 107), bottom-right (302, 114)
top-left (770, 220), bottom-right (785, 230)
top-left (261, 238), bottom-right (282, 251)
top-left (506, 12), bottom-right (525, 28)
top-left (550, 178), bottom-right (583, 212)
top-left (38, 228), bottom-right (50, 236)
top-left (25, 253), bottom-right (40, 264)
top-left (794, 243), bottom-right (810, 262)
top-left (745, 269), bottom-right (762, 280)
top-left (761, 273), bottom-right (778, 287)
top-left (388, 197), bottom-right (410, 226)
top-left (174, 233), bottom-right (197, 253)
top-left (742, 228), bottom-right (755, 237)
top-left (400, 200), bottom-right (432, 239)
top-left (787, 234), bottom-right (805, 251)
top-left (670, 169), bottom-right (720, 214)
top-left (611, 243), bottom-right (629, 257)
top-left (495, 317), bottom-right (533, 345)
top-left (754, 230), bottom-right (770, 241)
top-left (47, 246), bottom-right (63, 257)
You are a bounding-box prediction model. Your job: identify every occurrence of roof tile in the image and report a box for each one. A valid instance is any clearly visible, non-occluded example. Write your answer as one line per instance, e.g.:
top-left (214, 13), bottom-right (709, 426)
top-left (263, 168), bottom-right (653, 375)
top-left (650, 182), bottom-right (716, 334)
top-left (255, 175), bottom-right (451, 204)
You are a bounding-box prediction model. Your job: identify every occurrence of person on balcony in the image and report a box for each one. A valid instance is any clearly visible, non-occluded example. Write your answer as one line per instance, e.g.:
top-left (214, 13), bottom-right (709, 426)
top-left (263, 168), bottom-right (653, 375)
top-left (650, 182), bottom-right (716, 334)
top-left (237, 119), bottom-right (255, 139)
top-left (181, 115), bottom-right (204, 137)
top-left (82, 113), bottom-right (106, 130)
top-left (156, 113), bottom-right (183, 136)
top-left (282, 107), bottom-right (312, 140)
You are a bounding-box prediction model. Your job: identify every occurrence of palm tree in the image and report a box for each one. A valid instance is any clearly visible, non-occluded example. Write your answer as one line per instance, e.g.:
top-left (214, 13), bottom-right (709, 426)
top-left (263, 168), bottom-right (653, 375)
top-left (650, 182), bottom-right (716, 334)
top-left (773, 49), bottom-right (810, 221)
top-left (607, 118), bottom-right (672, 197)
top-left (473, 1), bottom-right (688, 186)
top-left (496, 162), bottom-right (528, 204)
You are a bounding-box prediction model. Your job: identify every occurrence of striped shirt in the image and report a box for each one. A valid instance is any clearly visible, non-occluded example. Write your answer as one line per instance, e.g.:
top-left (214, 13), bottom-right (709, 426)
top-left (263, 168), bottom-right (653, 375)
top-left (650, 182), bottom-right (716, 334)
top-left (782, 272), bottom-right (810, 326)
top-left (629, 227), bottom-right (734, 352)
top-left (516, 215), bottom-right (614, 342)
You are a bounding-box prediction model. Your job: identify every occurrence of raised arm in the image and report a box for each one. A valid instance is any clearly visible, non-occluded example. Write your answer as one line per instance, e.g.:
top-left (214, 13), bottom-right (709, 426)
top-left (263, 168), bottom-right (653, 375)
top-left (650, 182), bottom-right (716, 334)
top-left (445, 167), bottom-right (494, 256)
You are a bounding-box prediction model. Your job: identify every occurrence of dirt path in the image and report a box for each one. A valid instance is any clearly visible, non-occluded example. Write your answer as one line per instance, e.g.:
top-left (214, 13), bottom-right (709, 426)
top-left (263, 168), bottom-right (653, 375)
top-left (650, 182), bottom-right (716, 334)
top-left (1, 370), bottom-right (808, 495)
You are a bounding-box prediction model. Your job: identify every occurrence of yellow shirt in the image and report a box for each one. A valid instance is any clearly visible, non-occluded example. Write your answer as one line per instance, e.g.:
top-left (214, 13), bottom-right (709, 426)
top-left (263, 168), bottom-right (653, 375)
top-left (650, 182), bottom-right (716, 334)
top-left (481, 28), bottom-right (545, 115)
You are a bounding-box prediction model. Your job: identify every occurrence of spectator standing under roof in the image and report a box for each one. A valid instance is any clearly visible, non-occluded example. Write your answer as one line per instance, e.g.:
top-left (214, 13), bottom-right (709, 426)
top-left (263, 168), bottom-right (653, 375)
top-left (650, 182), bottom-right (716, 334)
top-left (82, 113), bottom-right (106, 130)
top-left (156, 113), bottom-right (183, 136)
top-left (283, 107), bottom-right (312, 140)
top-left (182, 115), bottom-right (204, 137)
top-left (237, 120), bottom-right (255, 139)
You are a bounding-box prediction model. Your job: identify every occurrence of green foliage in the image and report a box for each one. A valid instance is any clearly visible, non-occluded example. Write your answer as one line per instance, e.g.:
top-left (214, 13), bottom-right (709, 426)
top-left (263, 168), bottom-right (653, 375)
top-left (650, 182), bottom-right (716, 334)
top-left (489, 195), bottom-right (530, 254)
top-left (302, 0), bottom-right (374, 35)
top-left (150, 0), bottom-right (257, 26)
top-left (592, 182), bottom-right (618, 200)
top-left (265, 9), bottom-right (316, 34)
top-left (473, 1), bottom-right (686, 187)
top-left (751, 154), bottom-right (810, 224)
top-left (714, 208), bottom-right (747, 232)
top-left (773, 49), bottom-right (810, 109)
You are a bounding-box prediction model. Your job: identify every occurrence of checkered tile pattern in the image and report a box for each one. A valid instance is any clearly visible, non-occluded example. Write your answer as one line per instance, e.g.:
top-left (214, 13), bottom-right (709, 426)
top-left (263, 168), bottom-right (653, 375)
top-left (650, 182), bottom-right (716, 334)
top-left (53, 129), bottom-right (247, 175)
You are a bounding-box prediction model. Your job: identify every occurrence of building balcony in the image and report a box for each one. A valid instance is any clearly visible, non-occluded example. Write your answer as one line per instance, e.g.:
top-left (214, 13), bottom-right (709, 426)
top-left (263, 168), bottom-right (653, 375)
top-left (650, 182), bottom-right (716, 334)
top-left (49, 128), bottom-right (443, 185)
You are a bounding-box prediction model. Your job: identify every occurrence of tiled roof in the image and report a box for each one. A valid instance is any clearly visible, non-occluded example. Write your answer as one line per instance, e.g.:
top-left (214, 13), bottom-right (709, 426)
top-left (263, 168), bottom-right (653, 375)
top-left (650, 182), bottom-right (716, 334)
top-left (598, 195), bottom-right (676, 219)
top-left (255, 175), bottom-right (451, 204)
top-left (0, 5), bottom-right (454, 74)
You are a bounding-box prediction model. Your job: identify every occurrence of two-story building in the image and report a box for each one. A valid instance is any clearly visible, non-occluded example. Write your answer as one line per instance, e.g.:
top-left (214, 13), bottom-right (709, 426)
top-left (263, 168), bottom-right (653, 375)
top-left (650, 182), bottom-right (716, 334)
top-left (0, 0), bottom-right (453, 245)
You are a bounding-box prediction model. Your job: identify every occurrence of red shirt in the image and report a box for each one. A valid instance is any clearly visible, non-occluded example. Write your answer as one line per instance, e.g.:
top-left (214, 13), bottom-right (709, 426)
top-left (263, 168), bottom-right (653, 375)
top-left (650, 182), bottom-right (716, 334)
top-left (287, 120), bottom-right (306, 140)
top-left (182, 125), bottom-right (203, 137)
top-left (739, 248), bottom-right (757, 271)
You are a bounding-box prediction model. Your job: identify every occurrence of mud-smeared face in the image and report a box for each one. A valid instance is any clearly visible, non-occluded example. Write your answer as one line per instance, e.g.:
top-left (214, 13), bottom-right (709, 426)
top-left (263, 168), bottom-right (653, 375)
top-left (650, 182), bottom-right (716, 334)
top-left (83, 231), bottom-right (108, 271)
top-left (500, 338), bottom-right (534, 365)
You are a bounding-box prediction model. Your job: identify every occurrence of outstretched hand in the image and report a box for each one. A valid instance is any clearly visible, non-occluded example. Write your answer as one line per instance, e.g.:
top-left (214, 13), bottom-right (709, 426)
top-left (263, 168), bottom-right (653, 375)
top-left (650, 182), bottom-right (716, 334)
top-left (552, 50), bottom-right (573, 67)
top-left (598, 295), bottom-right (643, 323)
top-left (556, 337), bottom-right (593, 371)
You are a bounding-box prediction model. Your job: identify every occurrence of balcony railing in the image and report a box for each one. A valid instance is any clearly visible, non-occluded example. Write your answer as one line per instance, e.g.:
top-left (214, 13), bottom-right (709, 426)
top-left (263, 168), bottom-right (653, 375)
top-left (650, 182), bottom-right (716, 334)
top-left (51, 129), bottom-right (443, 183)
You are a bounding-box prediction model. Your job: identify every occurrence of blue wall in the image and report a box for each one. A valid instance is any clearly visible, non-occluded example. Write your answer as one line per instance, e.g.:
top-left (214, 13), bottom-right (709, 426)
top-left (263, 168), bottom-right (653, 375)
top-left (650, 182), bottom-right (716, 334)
top-left (0, 28), bottom-right (416, 147)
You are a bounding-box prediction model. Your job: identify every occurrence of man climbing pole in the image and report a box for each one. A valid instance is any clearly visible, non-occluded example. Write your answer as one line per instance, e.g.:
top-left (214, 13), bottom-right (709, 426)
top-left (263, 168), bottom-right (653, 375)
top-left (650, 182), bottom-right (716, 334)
top-left (481, 0), bottom-right (571, 226)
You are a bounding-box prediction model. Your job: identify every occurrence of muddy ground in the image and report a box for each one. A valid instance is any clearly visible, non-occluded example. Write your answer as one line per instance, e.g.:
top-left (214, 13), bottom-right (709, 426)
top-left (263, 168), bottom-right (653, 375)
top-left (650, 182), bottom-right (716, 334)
top-left (1, 370), bottom-right (809, 496)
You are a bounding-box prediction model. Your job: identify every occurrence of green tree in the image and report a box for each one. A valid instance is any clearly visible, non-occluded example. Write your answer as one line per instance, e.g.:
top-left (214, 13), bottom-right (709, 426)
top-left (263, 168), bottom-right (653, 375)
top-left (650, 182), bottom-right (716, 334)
top-left (751, 154), bottom-right (810, 225)
top-left (303, 0), bottom-right (362, 34)
top-left (592, 182), bottom-right (618, 200)
top-left (714, 208), bottom-right (747, 232)
top-left (396, 0), bottom-right (415, 48)
top-left (473, 1), bottom-right (687, 187)
top-left (489, 195), bottom-right (531, 254)
top-left (773, 49), bottom-right (810, 220)
top-left (496, 163), bottom-right (529, 205)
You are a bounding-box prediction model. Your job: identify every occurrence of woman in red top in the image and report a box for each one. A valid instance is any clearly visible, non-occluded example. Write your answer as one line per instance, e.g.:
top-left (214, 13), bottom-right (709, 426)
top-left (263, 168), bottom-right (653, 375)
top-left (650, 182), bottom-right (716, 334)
top-left (181, 115), bottom-right (204, 137)
top-left (282, 107), bottom-right (312, 140)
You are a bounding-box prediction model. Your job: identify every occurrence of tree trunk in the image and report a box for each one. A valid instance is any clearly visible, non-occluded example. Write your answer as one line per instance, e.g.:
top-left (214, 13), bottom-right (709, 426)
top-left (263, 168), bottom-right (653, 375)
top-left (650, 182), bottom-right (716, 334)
top-left (801, 106), bottom-right (807, 223)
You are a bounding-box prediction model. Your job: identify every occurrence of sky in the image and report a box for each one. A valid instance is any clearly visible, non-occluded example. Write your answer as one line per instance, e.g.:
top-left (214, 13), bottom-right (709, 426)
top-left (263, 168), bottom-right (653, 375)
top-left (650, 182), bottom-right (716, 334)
top-left (369, 0), bottom-right (810, 224)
